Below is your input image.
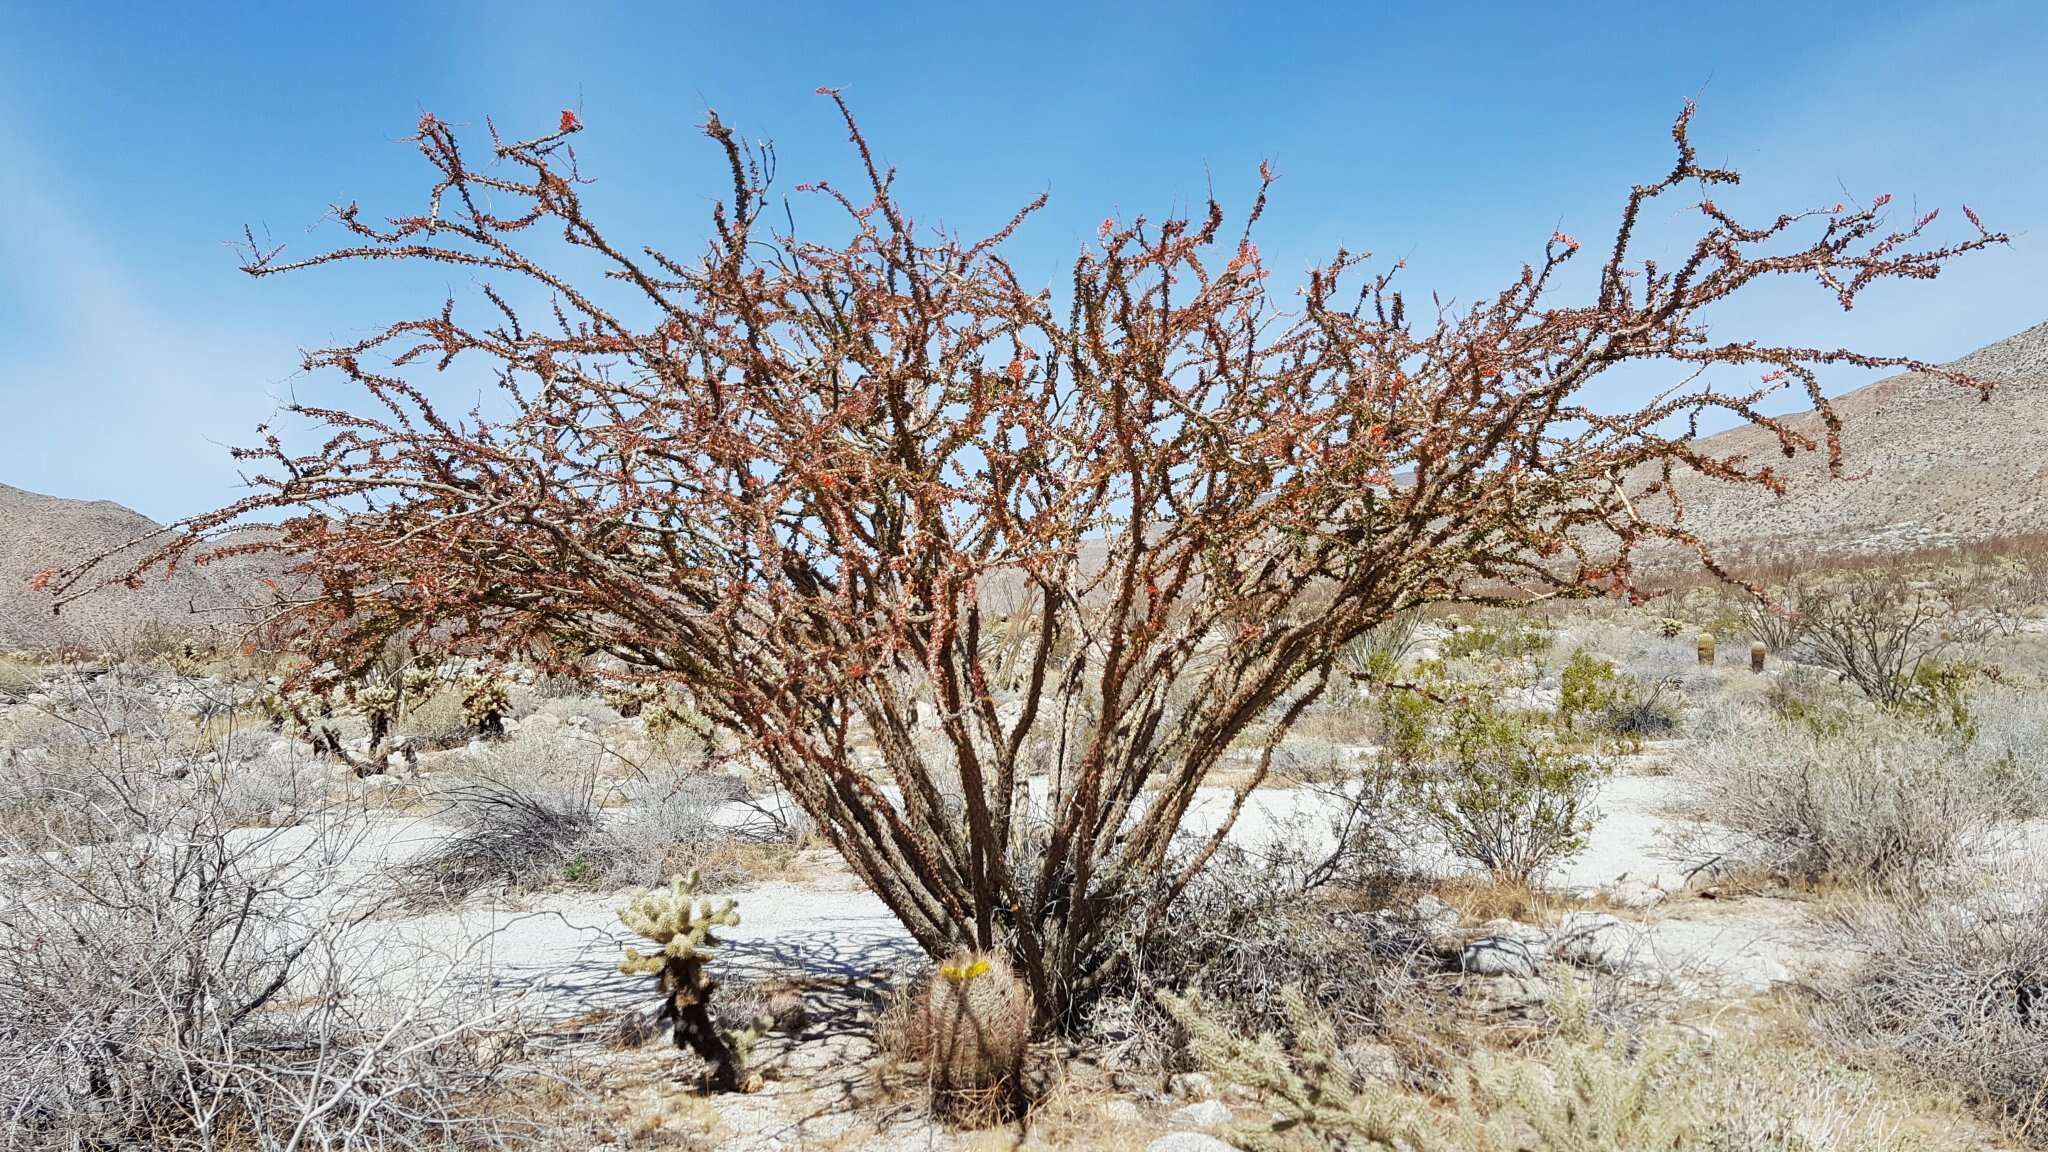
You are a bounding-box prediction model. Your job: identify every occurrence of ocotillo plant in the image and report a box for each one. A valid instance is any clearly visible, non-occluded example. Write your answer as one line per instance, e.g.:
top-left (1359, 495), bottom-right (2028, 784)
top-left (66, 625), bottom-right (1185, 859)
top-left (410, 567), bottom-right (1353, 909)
top-left (53, 95), bottom-right (2006, 1029)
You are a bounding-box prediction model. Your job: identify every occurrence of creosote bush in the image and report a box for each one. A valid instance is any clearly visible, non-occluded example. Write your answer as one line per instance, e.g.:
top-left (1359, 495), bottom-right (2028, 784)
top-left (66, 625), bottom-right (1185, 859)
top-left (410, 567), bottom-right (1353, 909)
top-left (56, 92), bottom-right (2005, 1030)
top-left (1399, 698), bottom-right (1606, 884)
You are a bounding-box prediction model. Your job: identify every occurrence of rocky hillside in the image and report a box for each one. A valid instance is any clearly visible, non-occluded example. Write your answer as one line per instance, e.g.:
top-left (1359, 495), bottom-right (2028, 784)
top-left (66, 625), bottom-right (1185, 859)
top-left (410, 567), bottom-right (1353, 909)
top-left (1652, 320), bottom-right (2048, 557)
top-left (0, 484), bottom-right (279, 651)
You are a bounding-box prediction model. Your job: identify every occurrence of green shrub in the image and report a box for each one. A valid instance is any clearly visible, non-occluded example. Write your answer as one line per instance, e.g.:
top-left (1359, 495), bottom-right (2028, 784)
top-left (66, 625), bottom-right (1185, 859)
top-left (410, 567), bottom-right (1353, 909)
top-left (393, 685), bottom-right (472, 745)
top-left (1897, 659), bottom-right (1981, 739)
top-left (1442, 617), bottom-right (1550, 662)
top-left (1558, 649), bottom-right (1619, 729)
top-left (1402, 700), bottom-right (1605, 884)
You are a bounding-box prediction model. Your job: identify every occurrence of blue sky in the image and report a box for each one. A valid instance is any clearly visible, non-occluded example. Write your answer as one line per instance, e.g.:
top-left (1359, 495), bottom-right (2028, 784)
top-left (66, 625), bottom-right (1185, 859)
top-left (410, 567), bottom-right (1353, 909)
top-left (1, 1), bottom-right (2041, 523)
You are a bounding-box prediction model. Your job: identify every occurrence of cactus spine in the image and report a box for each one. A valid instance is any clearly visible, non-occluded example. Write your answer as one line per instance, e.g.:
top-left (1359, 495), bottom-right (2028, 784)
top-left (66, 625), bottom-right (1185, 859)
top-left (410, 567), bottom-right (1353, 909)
top-left (923, 950), bottom-right (1032, 1101)
top-left (1696, 632), bottom-right (1716, 666)
top-left (619, 872), bottom-right (759, 1091)
top-left (1750, 640), bottom-right (1766, 673)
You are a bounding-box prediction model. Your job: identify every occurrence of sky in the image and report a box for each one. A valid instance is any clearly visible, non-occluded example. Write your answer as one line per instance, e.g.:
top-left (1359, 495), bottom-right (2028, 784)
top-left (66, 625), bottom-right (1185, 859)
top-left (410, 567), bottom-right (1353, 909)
top-left (0, 1), bottom-right (2042, 524)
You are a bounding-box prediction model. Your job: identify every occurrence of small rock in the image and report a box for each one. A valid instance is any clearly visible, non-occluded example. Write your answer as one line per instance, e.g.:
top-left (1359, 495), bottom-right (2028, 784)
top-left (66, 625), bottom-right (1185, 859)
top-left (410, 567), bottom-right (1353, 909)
top-left (1605, 878), bottom-right (1666, 909)
top-left (614, 1009), bottom-right (656, 1047)
top-left (1552, 912), bottom-right (1644, 973)
top-left (1340, 1040), bottom-right (1400, 1084)
top-left (1409, 893), bottom-right (1461, 934)
top-left (1104, 1099), bottom-right (1145, 1125)
top-left (1476, 917), bottom-right (1550, 947)
top-left (1468, 975), bottom-right (1552, 1013)
top-left (1168, 1100), bottom-right (1234, 1131)
top-left (1461, 936), bottom-right (1541, 977)
top-left (1169, 1071), bottom-right (1216, 1100)
top-left (1148, 1134), bottom-right (1243, 1152)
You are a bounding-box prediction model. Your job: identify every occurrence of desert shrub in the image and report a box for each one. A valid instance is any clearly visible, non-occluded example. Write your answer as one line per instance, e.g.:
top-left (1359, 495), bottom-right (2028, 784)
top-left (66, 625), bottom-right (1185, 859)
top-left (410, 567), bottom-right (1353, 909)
top-left (1969, 685), bottom-right (2048, 817)
top-left (1761, 664), bottom-right (1863, 739)
top-left (1441, 614), bottom-right (1551, 662)
top-left (0, 654), bottom-right (41, 702)
top-left (1786, 572), bottom-right (1991, 707)
top-left (1600, 670), bottom-right (1683, 742)
top-left (0, 716), bottom-right (519, 1149)
top-left (1676, 710), bottom-right (2017, 888)
top-left (1084, 842), bottom-right (1430, 1073)
top-left (607, 773), bottom-right (766, 888)
top-left (406, 716), bottom-right (765, 901)
top-left (2, 667), bottom-right (321, 847)
top-left (393, 683), bottom-right (473, 745)
top-left (407, 773), bottom-right (613, 899)
top-left (1401, 700), bottom-right (1606, 885)
top-left (1558, 648), bottom-right (1680, 746)
top-left (1558, 649), bottom-right (1620, 729)
top-left (1818, 894), bottom-right (2048, 1143)
top-left (1894, 658), bottom-right (1986, 738)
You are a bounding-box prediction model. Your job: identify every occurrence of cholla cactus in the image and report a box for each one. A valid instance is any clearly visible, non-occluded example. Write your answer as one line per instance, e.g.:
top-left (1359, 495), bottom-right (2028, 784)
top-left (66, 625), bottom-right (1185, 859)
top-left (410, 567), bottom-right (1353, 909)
top-left (1696, 632), bottom-right (1716, 666)
top-left (356, 683), bottom-right (399, 746)
top-left (923, 950), bottom-right (1032, 1100)
top-left (399, 665), bottom-right (439, 697)
top-left (619, 872), bottom-right (757, 1091)
top-left (460, 674), bottom-right (511, 738)
top-left (602, 683), bottom-right (656, 718)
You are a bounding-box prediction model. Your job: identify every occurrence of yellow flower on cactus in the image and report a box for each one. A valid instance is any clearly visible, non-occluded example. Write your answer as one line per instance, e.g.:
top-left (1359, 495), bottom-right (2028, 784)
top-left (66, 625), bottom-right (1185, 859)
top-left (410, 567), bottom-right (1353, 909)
top-left (940, 957), bottom-right (991, 982)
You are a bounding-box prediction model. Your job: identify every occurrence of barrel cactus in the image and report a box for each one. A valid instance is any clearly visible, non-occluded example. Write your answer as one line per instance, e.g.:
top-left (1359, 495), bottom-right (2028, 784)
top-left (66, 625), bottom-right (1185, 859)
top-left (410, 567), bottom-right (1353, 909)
top-left (1750, 640), bottom-right (1766, 673)
top-left (1696, 632), bottom-right (1716, 666)
top-left (923, 950), bottom-right (1032, 1101)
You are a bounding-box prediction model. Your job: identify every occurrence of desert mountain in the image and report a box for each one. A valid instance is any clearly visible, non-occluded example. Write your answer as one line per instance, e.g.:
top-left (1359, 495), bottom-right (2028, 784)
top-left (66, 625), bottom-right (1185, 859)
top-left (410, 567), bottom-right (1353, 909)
top-left (1650, 319), bottom-right (2048, 558)
top-left (0, 484), bottom-right (280, 651)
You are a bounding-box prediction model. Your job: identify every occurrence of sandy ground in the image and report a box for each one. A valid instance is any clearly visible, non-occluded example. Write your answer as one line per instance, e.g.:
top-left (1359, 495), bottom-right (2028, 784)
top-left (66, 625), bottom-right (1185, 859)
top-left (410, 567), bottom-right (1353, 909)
top-left (302, 766), bottom-right (1852, 1022)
